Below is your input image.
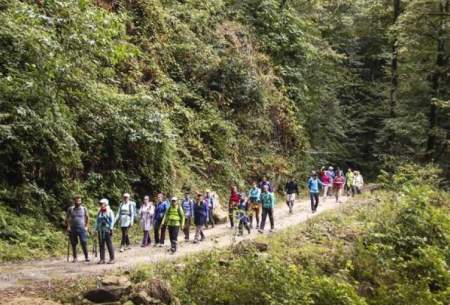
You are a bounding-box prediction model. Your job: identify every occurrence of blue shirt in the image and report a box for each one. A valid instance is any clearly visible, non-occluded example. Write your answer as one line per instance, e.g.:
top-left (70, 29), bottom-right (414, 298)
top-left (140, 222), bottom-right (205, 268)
top-left (181, 198), bottom-right (194, 218)
top-left (307, 177), bottom-right (323, 193)
top-left (248, 187), bottom-right (261, 200)
top-left (154, 200), bottom-right (169, 221)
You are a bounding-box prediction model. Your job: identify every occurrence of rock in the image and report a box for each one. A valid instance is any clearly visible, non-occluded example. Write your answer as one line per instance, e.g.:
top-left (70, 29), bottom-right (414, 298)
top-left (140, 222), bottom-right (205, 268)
top-left (212, 206), bottom-right (228, 224)
top-left (4, 297), bottom-right (61, 305)
top-left (232, 240), bottom-right (269, 255)
top-left (135, 278), bottom-right (180, 305)
top-left (130, 290), bottom-right (162, 305)
top-left (84, 275), bottom-right (131, 303)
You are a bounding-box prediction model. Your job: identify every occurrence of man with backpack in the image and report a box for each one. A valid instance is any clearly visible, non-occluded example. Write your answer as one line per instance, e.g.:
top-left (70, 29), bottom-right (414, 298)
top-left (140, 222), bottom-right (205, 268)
top-left (285, 176), bottom-right (299, 214)
top-left (181, 192), bottom-right (194, 241)
top-left (162, 197), bottom-right (185, 253)
top-left (66, 195), bottom-right (90, 263)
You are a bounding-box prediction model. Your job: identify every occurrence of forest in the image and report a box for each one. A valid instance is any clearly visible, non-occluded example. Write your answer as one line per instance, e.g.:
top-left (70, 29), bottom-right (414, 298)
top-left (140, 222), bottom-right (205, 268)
top-left (0, 0), bottom-right (449, 257)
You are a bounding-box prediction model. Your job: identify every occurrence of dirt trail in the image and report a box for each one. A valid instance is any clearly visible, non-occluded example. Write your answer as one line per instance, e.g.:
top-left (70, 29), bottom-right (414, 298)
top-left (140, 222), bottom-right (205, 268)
top-left (0, 195), bottom-right (348, 291)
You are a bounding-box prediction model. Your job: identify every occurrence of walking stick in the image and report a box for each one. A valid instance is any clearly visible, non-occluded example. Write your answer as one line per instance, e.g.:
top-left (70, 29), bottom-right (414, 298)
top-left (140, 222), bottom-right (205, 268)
top-left (66, 233), bottom-right (70, 262)
top-left (93, 232), bottom-right (98, 258)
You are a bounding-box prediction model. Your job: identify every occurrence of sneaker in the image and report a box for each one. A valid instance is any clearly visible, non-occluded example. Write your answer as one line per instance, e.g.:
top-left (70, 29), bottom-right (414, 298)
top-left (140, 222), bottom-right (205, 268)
top-left (170, 248), bottom-right (176, 254)
top-left (107, 260), bottom-right (115, 264)
top-left (184, 238), bottom-right (189, 242)
top-left (126, 246), bottom-right (132, 250)
top-left (258, 229), bottom-right (264, 234)
top-left (269, 229), bottom-right (275, 233)
top-left (98, 260), bottom-right (105, 264)
top-left (72, 257), bottom-right (78, 263)
top-left (119, 248), bottom-right (124, 252)
top-left (193, 239), bottom-right (199, 244)
top-left (153, 244), bottom-right (158, 248)
top-left (158, 244), bottom-right (163, 248)
top-left (85, 258), bottom-right (90, 262)
top-left (200, 237), bottom-right (206, 241)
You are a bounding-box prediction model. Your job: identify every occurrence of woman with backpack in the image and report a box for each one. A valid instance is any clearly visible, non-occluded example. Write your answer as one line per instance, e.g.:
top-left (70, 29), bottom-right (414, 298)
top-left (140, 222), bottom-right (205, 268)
top-left (162, 197), bottom-right (185, 254)
top-left (95, 199), bottom-right (115, 264)
top-left (193, 192), bottom-right (208, 243)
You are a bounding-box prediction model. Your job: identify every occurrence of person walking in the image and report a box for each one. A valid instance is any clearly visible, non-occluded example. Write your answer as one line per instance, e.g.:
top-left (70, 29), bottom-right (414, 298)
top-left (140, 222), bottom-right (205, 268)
top-left (139, 195), bottom-right (154, 247)
top-left (193, 192), bottom-right (208, 243)
top-left (66, 195), bottom-right (90, 262)
top-left (95, 198), bottom-right (115, 264)
top-left (237, 193), bottom-right (251, 235)
top-left (345, 168), bottom-right (354, 196)
top-left (228, 186), bottom-right (241, 228)
top-left (204, 190), bottom-right (215, 229)
top-left (181, 192), bottom-right (194, 241)
top-left (352, 170), bottom-right (364, 195)
top-left (117, 193), bottom-right (136, 252)
top-left (153, 193), bottom-right (169, 247)
top-left (248, 181), bottom-right (261, 229)
top-left (333, 171), bottom-right (346, 203)
top-left (321, 170), bottom-right (332, 200)
top-left (308, 173), bottom-right (323, 213)
top-left (258, 185), bottom-right (275, 233)
top-left (285, 177), bottom-right (299, 214)
top-left (162, 197), bottom-right (185, 253)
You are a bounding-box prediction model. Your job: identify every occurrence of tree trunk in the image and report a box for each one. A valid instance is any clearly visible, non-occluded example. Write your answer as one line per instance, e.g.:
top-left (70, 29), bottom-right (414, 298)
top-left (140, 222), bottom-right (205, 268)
top-left (426, 0), bottom-right (448, 160)
top-left (389, 0), bottom-right (401, 117)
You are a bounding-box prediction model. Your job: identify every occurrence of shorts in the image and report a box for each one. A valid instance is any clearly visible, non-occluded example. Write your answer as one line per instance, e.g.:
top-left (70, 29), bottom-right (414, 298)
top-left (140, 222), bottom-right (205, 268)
top-left (286, 193), bottom-right (296, 202)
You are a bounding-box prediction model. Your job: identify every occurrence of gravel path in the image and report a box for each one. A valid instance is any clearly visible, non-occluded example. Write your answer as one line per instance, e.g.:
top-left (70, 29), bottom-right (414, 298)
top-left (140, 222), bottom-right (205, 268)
top-left (0, 195), bottom-right (348, 291)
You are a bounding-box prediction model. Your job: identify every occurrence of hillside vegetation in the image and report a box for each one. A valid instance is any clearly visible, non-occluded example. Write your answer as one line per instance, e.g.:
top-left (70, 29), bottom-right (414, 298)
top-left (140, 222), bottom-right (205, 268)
top-left (0, 0), bottom-right (449, 260)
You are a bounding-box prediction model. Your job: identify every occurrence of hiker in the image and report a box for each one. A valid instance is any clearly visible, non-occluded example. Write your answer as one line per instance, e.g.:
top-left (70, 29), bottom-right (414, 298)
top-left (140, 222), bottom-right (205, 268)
top-left (333, 171), bottom-right (346, 203)
top-left (95, 198), bottom-right (115, 264)
top-left (259, 176), bottom-right (273, 192)
top-left (321, 170), bottom-right (332, 199)
top-left (139, 195), bottom-right (154, 247)
top-left (162, 197), bottom-right (185, 253)
top-left (237, 193), bottom-right (251, 235)
top-left (285, 176), bottom-right (299, 214)
top-left (193, 192), bottom-right (208, 243)
top-left (181, 192), bottom-right (194, 241)
top-left (327, 166), bottom-right (336, 180)
top-left (308, 172), bottom-right (323, 213)
top-left (154, 193), bottom-right (169, 247)
top-left (228, 186), bottom-right (241, 228)
top-left (66, 195), bottom-right (90, 262)
top-left (352, 170), bottom-right (364, 195)
top-left (258, 185), bottom-right (275, 233)
top-left (205, 190), bottom-right (215, 229)
top-left (248, 181), bottom-right (261, 228)
top-left (117, 193), bottom-right (136, 252)
top-left (345, 168), bottom-right (354, 196)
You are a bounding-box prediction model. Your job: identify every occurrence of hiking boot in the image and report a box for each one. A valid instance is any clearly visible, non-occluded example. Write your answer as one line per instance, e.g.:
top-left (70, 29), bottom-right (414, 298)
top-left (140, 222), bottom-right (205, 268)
top-left (193, 239), bottom-right (199, 244)
top-left (85, 258), bottom-right (90, 262)
top-left (258, 229), bottom-right (264, 234)
top-left (72, 257), bottom-right (78, 263)
top-left (98, 260), bottom-right (105, 264)
top-left (119, 248), bottom-right (124, 252)
top-left (107, 260), bottom-right (115, 264)
top-left (158, 244), bottom-right (163, 248)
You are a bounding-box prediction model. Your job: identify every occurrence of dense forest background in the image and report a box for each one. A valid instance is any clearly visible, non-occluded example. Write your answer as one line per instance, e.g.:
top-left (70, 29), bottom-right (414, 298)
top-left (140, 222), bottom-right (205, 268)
top-left (0, 0), bottom-right (449, 258)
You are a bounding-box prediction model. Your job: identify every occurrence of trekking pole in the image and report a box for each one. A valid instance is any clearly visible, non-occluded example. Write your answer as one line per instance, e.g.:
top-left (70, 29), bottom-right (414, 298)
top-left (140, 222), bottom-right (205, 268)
top-left (66, 234), bottom-right (70, 262)
top-left (93, 232), bottom-right (98, 258)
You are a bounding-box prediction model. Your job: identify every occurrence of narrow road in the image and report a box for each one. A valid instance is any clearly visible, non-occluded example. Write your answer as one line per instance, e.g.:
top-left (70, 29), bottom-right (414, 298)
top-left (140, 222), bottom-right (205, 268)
top-left (0, 195), bottom-right (348, 291)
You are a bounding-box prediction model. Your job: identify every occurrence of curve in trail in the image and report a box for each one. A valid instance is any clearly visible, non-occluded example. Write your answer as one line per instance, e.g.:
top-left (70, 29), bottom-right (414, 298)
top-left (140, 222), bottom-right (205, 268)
top-left (0, 195), bottom-right (348, 291)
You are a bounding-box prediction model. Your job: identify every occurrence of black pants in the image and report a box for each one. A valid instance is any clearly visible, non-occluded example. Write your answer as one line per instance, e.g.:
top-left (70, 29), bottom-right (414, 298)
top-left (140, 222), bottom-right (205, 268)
top-left (142, 230), bottom-right (151, 246)
top-left (260, 207), bottom-right (274, 230)
top-left (99, 231), bottom-right (114, 261)
top-left (168, 226), bottom-right (180, 251)
top-left (310, 192), bottom-right (319, 211)
top-left (206, 209), bottom-right (215, 228)
top-left (183, 217), bottom-right (191, 240)
top-left (70, 228), bottom-right (88, 259)
top-left (154, 219), bottom-right (166, 244)
top-left (229, 207), bottom-right (236, 227)
top-left (120, 227), bottom-right (130, 247)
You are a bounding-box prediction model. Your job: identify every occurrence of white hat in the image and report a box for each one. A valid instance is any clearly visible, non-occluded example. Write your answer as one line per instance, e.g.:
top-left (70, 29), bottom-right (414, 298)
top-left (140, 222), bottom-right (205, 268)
top-left (171, 196), bottom-right (178, 201)
top-left (123, 193), bottom-right (130, 198)
top-left (99, 198), bottom-right (109, 205)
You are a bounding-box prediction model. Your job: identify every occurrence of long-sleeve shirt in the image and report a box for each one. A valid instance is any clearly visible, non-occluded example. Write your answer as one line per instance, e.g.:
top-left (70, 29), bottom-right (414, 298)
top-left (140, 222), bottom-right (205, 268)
top-left (154, 200), bottom-right (169, 221)
top-left (285, 181), bottom-right (299, 194)
top-left (248, 187), bottom-right (261, 201)
top-left (95, 208), bottom-right (115, 232)
top-left (181, 198), bottom-right (194, 218)
top-left (260, 192), bottom-right (275, 209)
top-left (353, 175), bottom-right (364, 188)
top-left (117, 202), bottom-right (135, 227)
top-left (139, 204), bottom-right (155, 231)
top-left (229, 191), bottom-right (241, 208)
top-left (307, 177), bottom-right (323, 193)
